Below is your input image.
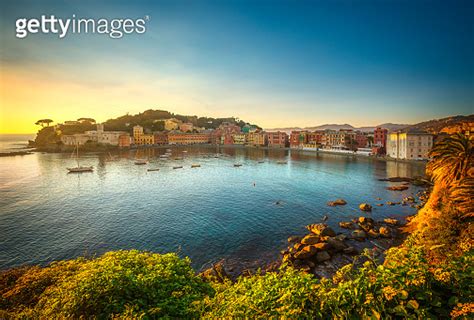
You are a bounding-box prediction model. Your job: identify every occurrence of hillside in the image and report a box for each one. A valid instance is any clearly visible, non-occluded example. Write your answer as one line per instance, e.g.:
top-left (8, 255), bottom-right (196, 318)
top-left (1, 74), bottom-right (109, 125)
top-left (102, 109), bottom-right (257, 132)
top-left (407, 114), bottom-right (474, 135)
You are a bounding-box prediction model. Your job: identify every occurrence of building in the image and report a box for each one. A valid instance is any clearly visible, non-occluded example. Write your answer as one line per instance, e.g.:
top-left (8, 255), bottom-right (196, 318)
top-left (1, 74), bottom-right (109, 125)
top-left (219, 122), bottom-right (241, 145)
top-left (354, 131), bottom-right (368, 149)
top-left (307, 131), bottom-right (324, 146)
top-left (163, 118), bottom-right (181, 131)
top-left (374, 127), bottom-right (388, 149)
top-left (61, 134), bottom-right (93, 145)
top-left (118, 134), bottom-right (131, 147)
top-left (168, 132), bottom-right (211, 145)
top-left (133, 125), bottom-right (154, 145)
top-left (267, 131), bottom-right (288, 148)
top-left (290, 131), bottom-right (308, 148)
top-left (388, 130), bottom-right (433, 160)
top-left (242, 124), bottom-right (258, 133)
top-left (231, 133), bottom-right (247, 145)
top-left (179, 122), bottom-right (194, 132)
top-left (154, 132), bottom-right (169, 145)
top-left (247, 131), bottom-right (267, 146)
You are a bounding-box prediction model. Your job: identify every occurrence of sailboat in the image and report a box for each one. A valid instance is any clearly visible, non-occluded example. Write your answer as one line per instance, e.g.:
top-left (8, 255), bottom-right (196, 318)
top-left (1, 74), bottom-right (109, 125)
top-left (67, 144), bottom-right (93, 173)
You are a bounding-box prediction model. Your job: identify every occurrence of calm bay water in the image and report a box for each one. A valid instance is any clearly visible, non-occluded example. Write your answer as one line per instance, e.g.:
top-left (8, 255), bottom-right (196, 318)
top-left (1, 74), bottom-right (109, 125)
top-left (0, 140), bottom-right (426, 271)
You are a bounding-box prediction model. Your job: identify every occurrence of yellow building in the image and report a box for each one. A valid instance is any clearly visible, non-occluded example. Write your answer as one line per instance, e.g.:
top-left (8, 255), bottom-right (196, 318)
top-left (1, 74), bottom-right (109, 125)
top-left (247, 132), bottom-right (267, 146)
top-left (388, 131), bottom-right (433, 160)
top-left (231, 133), bottom-right (247, 144)
top-left (164, 118), bottom-right (181, 131)
top-left (133, 125), bottom-right (154, 145)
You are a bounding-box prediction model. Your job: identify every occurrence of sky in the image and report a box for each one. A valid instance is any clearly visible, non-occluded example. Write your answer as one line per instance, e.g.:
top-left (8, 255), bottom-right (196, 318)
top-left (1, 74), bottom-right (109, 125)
top-left (0, 0), bottom-right (473, 133)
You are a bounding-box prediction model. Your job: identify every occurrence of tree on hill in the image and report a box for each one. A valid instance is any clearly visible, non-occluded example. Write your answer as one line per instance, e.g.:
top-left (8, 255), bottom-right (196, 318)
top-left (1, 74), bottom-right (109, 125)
top-left (35, 119), bottom-right (53, 128)
top-left (77, 118), bottom-right (96, 124)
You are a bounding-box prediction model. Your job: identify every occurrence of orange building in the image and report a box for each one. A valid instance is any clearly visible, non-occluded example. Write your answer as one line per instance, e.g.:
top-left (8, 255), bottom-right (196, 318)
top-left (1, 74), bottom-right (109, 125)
top-left (267, 131), bottom-right (288, 148)
top-left (168, 132), bottom-right (211, 145)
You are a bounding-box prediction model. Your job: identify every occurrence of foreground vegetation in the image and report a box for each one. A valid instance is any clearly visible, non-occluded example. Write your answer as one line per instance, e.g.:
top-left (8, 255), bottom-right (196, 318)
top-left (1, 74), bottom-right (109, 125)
top-left (1, 134), bottom-right (472, 319)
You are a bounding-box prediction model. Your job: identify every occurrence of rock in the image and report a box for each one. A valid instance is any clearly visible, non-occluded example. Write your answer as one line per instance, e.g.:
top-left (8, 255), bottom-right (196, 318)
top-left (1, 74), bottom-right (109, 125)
top-left (403, 196), bottom-right (416, 203)
top-left (313, 242), bottom-right (331, 251)
top-left (301, 234), bottom-right (320, 245)
top-left (200, 261), bottom-right (229, 282)
top-left (343, 246), bottom-right (357, 255)
top-left (306, 223), bottom-right (336, 237)
top-left (316, 251), bottom-right (331, 262)
top-left (376, 203), bottom-right (384, 206)
top-left (386, 185), bottom-right (409, 191)
top-left (386, 201), bottom-right (396, 206)
top-left (299, 264), bottom-right (311, 272)
top-left (293, 245), bottom-right (318, 259)
top-left (359, 203), bottom-right (372, 212)
top-left (327, 199), bottom-right (347, 206)
top-left (379, 226), bottom-right (391, 238)
top-left (384, 218), bottom-right (399, 226)
top-left (327, 237), bottom-right (347, 252)
top-left (368, 229), bottom-right (380, 238)
top-left (358, 217), bottom-right (375, 225)
top-left (288, 235), bottom-right (302, 243)
top-left (293, 243), bottom-right (304, 251)
top-left (335, 234), bottom-right (347, 241)
top-left (339, 221), bottom-right (354, 229)
top-left (375, 197), bottom-right (382, 200)
top-left (306, 261), bottom-right (316, 268)
top-left (352, 229), bottom-right (367, 241)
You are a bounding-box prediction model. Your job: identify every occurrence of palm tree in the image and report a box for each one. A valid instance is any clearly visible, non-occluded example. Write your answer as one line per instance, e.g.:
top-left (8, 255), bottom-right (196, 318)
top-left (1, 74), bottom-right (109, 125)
top-left (449, 177), bottom-right (474, 220)
top-left (427, 133), bottom-right (473, 188)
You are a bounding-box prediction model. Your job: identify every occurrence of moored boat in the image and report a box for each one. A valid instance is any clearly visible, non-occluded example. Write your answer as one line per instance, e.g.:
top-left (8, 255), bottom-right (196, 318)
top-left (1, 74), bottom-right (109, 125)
top-left (67, 144), bottom-right (93, 173)
top-left (134, 159), bottom-right (148, 165)
top-left (147, 168), bottom-right (160, 172)
top-left (191, 164), bottom-right (201, 168)
top-left (173, 166), bottom-right (183, 169)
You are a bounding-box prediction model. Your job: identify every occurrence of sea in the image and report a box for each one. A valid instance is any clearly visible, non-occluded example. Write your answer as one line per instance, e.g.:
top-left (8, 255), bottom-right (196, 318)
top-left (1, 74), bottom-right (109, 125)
top-left (0, 134), bottom-right (426, 272)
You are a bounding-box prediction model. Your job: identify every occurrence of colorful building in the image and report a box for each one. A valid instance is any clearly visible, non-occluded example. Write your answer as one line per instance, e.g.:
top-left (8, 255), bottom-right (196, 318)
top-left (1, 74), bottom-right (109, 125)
top-left (388, 130), bottom-right (433, 160)
top-left (231, 133), bottom-right (247, 145)
top-left (290, 131), bottom-right (308, 148)
top-left (168, 132), bottom-right (211, 145)
top-left (267, 131), bottom-right (288, 148)
top-left (374, 127), bottom-right (388, 149)
top-left (153, 132), bottom-right (169, 145)
top-left (179, 122), bottom-right (194, 132)
top-left (247, 131), bottom-right (267, 146)
top-left (163, 118), bottom-right (181, 131)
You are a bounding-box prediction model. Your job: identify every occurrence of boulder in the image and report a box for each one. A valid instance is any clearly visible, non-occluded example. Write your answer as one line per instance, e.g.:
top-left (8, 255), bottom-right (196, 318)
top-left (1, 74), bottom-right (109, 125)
top-left (383, 218), bottom-right (399, 226)
top-left (294, 245), bottom-right (318, 259)
top-left (327, 199), bottom-right (347, 206)
top-left (403, 196), bottom-right (416, 203)
top-left (306, 223), bottom-right (336, 237)
top-left (335, 234), bottom-right (347, 241)
top-left (339, 221), bottom-right (354, 229)
top-left (293, 243), bottom-right (304, 251)
top-left (327, 237), bottom-right (347, 252)
top-left (316, 251), bottom-right (331, 262)
top-left (288, 235), bottom-right (302, 243)
top-left (313, 242), bottom-right (331, 251)
top-left (343, 246), bottom-right (357, 255)
top-left (352, 229), bottom-right (367, 241)
top-left (386, 201), bottom-right (396, 206)
top-left (301, 234), bottom-right (320, 245)
top-left (379, 226), bottom-right (391, 238)
top-left (376, 203), bottom-right (384, 206)
top-left (358, 217), bottom-right (374, 225)
top-left (368, 229), bottom-right (380, 238)
top-left (359, 203), bottom-right (372, 212)
top-left (386, 185), bottom-right (409, 191)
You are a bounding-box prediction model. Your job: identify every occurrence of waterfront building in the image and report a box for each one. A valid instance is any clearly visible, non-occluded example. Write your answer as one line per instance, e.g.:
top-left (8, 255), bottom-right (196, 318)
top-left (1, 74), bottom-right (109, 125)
top-left (153, 132), bottom-right (169, 145)
top-left (290, 131), bottom-right (308, 148)
top-left (168, 132), bottom-right (211, 145)
top-left (133, 125), bottom-right (154, 145)
top-left (247, 131), bottom-right (267, 146)
top-left (388, 130), bottom-right (433, 160)
top-left (267, 131), bottom-right (288, 148)
top-left (61, 134), bottom-right (93, 145)
top-left (210, 128), bottom-right (223, 145)
top-left (231, 133), bottom-right (247, 145)
top-left (307, 130), bottom-right (324, 146)
top-left (118, 134), bottom-right (131, 147)
top-left (374, 127), bottom-right (388, 150)
top-left (354, 131), bottom-right (368, 149)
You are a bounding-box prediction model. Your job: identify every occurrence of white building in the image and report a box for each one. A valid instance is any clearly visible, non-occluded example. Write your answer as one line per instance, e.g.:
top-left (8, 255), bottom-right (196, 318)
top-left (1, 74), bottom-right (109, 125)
top-left (388, 130), bottom-right (433, 160)
top-left (62, 124), bottom-right (128, 146)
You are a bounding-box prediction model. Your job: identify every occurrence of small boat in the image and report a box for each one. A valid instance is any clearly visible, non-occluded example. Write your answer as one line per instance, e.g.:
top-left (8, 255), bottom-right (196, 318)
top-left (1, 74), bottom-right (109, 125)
top-left (174, 157), bottom-right (184, 160)
top-left (159, 155), bottom-right (169, 159)
top-left (147, 168), bottom-right (160, 172)
top-left (234, 164), bottom-right (242, 167)
top-left (191, 164), bottom-right (201, 168)
top-left (182, 150), bottom-right (188, 153)
top-left (258, 160), bottom-right (265, 163)
top-left (277, 160), bottom-right (287, 164)
top-left (68, 166), bottom-right (93, 173)
top-left (173, 166), bottom-right (183, 169)
top-left (67, 144), bottom-right (93, 173)
top-left (134, 159), bottom-right (148, 165)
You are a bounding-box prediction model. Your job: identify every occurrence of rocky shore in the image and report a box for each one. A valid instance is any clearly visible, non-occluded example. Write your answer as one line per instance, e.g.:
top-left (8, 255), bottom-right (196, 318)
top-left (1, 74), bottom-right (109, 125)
top-left (201, 178), bottom-right (431, 281)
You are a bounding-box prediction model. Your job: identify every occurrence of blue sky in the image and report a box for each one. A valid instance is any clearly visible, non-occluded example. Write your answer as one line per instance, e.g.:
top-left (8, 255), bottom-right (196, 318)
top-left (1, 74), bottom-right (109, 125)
top-left (1, 0), bottom-right (473, 132)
